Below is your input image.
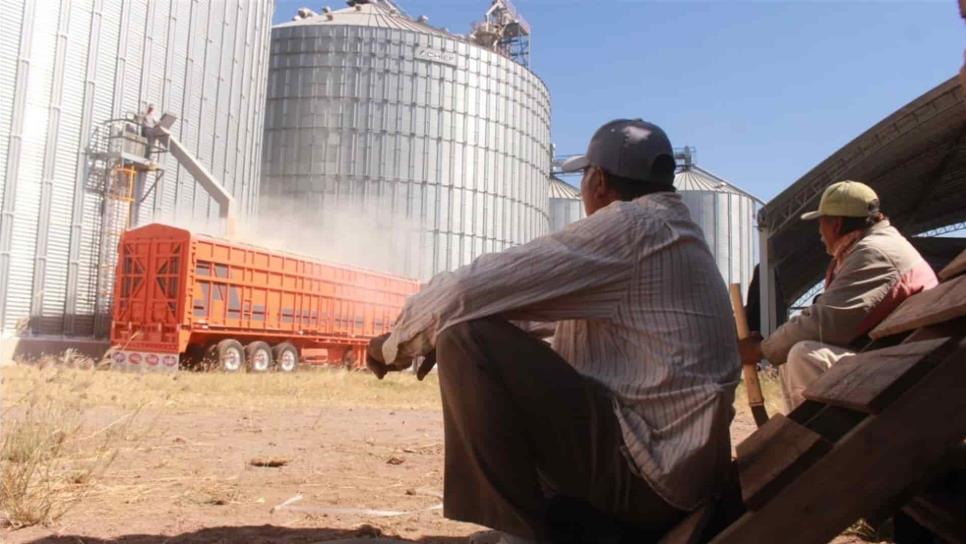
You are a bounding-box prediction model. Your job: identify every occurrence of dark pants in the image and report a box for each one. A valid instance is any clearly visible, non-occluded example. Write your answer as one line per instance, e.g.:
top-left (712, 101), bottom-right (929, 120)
top-left (436, 317), bottom-right (685, 542)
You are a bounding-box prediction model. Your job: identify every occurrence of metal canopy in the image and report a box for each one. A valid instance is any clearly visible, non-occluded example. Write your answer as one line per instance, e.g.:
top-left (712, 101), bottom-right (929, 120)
top-left (759, 76), bottom-right (966, 309)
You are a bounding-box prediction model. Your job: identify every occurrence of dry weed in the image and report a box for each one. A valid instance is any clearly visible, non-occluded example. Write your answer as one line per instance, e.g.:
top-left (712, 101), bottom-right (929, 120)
top-left (2, 365), bottom-right (441, 412)
top-left (0, 366), bottom-right (142, 528)
top-left (734, 367), bottom-right (786, 417)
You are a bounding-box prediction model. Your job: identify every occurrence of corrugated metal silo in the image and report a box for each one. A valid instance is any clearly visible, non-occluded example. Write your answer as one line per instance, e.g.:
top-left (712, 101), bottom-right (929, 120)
top-left (0, 0), bottom-right (273, 340)
top-left (676, 165), bottom-right (762, 296)
top-left (549, 176), bottom-right (584, 231)
top-left (261, 2), bottom-right (552, 280)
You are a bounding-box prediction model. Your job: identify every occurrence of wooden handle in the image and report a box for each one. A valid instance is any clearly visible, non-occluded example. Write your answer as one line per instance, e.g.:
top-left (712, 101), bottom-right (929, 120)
top-left (730, 284), bottom-right (751, 340)
top-left (729, 283), bottom-right (768, 416)
top-left (742, 361), bottom-right (766, 406)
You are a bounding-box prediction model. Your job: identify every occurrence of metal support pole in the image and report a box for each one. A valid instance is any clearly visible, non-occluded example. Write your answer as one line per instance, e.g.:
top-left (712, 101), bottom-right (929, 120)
top-left (758, 226), bottom-right (779, 343)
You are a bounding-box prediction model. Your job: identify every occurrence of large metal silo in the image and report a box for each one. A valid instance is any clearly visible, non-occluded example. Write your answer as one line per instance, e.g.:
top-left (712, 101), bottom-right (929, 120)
top-left (549, 176), bottom-right (584, 232)
top-left (261, 3), bottom-right (552, 280)
top-left (0, 0), bottom-right (273, 341)
top-left (676, 165), bottom-right (762, 296)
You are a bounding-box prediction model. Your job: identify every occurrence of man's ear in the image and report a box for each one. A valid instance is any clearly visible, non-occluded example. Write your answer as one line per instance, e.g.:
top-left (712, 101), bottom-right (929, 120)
top-left (590, 166), bottom-right (607, 199)
top-left (823, 216), bottom-right (845, 238)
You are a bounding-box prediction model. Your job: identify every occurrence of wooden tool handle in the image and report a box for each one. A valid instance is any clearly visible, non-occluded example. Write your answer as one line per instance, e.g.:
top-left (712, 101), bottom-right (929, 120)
top-left (742, 361), bottom-right (766, 406)
top-left (730, 284), bottom-right (751, 339)
top-left (729, 283), bottom-right (768, 422)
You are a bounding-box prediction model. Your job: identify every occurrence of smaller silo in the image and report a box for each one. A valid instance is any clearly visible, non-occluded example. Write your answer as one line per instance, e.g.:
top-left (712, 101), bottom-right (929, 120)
top-left (676, 164), bottom-right (762, 296)
top-left (549, 176), bottom-right (585, 231)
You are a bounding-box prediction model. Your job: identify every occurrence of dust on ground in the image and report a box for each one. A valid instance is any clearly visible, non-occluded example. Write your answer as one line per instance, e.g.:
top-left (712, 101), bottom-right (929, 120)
top-left (0, 365), bottom-right (867, 544)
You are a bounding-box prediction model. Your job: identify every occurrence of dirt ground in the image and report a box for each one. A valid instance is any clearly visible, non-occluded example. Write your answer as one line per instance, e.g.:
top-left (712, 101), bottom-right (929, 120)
top-left (0, 366), bottom-right (864, 544)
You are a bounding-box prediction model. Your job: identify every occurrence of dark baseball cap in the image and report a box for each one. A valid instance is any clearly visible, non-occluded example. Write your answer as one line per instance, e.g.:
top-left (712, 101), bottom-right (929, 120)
top-left (561, 119), bottom-right (674, 184)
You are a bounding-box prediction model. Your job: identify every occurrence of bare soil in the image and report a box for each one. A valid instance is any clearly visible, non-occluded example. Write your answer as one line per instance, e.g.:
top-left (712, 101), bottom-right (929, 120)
top-left (0, 367), bottom-right (864, 544)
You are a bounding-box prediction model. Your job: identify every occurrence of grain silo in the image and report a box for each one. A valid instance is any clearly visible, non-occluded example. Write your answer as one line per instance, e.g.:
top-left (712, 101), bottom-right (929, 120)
top-left (675, 154), bottom-right (761, 296)
top-left (0, 0), bottom-right (273, 348)
top-left (549, 176), bottom-right (584, 231)
top-left (261, 1), bottom-right (552, 280)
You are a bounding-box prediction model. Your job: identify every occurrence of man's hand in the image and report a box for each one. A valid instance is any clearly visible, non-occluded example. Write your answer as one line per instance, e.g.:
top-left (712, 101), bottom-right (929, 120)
top-left (737, 332), bottom-right (764, 366)
top-left (415, 351), bottom-right (437, 381)
top-left (366, 333), bottom-right (411, 379)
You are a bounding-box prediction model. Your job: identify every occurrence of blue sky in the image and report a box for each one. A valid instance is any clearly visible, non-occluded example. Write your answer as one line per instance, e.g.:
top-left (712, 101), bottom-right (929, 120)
top-left (273, 0), bottom-right (962, 201)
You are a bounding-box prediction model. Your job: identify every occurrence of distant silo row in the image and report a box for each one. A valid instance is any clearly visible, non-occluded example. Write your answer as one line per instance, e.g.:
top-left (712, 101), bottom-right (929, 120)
top-left (261, 2), bottom-right (552, 280)
top-left (0, 0), bottom-right (273, 339)
top-left (549, 176), bottom-right (584, 231)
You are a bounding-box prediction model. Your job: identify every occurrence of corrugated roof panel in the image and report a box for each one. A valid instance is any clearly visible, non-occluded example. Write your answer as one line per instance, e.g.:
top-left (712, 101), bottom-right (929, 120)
top-left (276, 3), bottom-right (451, 36)
top-left (674, 165), bottom-right (763, 204)
top-left (549, 176), bottom-right (580, 200)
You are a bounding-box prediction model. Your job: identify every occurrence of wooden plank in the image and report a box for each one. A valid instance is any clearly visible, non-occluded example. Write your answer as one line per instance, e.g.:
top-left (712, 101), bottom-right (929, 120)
top-left (799, 405), bottom-right (867, 442)
top-left (902, 494), bottom-right (966, 544)
top-left (736, 414), bottom-right (831, 510)
top-left (802, 338), bottom-right (958, 413)
top-left (657, 505), bottom-right (713, 544)
top-left (939, 248), bottom-right (966, 281)
top-left (710, 338), bottom-right (966, 544)
top-left (870, 274), bottom-right (966, 339)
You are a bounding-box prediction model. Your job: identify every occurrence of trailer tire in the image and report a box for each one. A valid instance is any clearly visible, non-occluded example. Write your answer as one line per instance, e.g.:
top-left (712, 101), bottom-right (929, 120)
top-left (245, 341), bottom-right (273, 373)
top-left (273, 343), bottom-right (299, 373)
top-left (215, 339), bottom-right (245, 373)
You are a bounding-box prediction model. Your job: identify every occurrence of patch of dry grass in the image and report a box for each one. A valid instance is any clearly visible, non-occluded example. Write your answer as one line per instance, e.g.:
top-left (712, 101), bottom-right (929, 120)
top-left (3, 354), bottom-right (785, 417)
top-left (1, 365), bottom-right (441, 413)
top-left (734, 367), bottom-right (786, 417)
top-left (0, 365), bottom-right (143, 527)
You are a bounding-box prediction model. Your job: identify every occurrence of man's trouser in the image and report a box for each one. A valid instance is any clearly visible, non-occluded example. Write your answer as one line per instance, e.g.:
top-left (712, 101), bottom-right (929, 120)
top-left (436, 317), bottom-right (684, 541)
top-left (779, 340), bottom-right (854, 412)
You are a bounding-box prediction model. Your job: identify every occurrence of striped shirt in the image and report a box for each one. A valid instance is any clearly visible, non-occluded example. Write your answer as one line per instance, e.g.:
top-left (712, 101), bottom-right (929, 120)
top-left (383, 192), bottom-right (740, 511)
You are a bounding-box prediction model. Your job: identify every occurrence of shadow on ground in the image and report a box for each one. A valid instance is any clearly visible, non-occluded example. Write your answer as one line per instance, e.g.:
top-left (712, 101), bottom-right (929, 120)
top-left (20, 524), bottom-right (468, 544)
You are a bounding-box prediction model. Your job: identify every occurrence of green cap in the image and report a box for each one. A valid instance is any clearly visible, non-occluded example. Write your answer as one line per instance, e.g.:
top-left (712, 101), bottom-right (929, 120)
top-left (800, 180), bottom-right (879, 221)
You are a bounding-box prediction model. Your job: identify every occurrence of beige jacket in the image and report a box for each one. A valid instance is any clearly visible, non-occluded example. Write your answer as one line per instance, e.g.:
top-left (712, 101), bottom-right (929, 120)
top-left (762, 220), bottom-right (937, 364)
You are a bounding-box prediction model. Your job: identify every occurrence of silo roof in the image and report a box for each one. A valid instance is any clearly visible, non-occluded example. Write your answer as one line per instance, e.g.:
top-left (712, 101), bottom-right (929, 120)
top-left (275, 2), bottom-right (451, 36)
top-left (550, 176), bottom-right (581, 200)
top-left (675, 165), bottom-right (764, 205)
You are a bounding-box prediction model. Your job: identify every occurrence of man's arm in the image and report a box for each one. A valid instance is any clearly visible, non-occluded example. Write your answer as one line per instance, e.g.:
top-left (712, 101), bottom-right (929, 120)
top-left (761, 246), bottom-right (898, 364)
top-left (382, 203), bottom-right (639, 364)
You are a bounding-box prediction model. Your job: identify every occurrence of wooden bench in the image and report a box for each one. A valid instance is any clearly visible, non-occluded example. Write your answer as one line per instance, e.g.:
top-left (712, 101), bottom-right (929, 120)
top-left (662, 249), bottom-right (966, 544)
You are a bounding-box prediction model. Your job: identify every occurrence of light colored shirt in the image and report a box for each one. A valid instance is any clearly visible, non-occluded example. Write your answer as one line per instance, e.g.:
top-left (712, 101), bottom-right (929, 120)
top-left (761, 220), bottom-right (938, 364)
top-left (142, 110), bottom-right (159, 128)
top-left (383, 192), bottom-right (740, 511)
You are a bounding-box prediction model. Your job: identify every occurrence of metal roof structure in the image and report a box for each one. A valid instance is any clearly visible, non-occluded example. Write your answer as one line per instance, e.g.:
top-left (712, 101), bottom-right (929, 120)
top-left (549, 176), bottom-right (580, 200)
top-left (757, 76), bottom-right (966, 331)
top-left (277, 2), bottom-right (450, 35)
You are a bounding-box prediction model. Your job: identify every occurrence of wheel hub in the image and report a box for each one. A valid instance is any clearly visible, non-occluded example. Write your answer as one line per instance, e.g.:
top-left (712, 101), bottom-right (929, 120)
top-left (223, 349), bottom-right (241, 371)
top-left (279, 351), bottom-right (296, 372)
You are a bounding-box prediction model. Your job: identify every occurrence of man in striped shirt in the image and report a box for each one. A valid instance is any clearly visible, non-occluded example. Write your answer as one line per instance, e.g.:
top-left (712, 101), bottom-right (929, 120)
top-left (367, 119), bottom-right (740, 542)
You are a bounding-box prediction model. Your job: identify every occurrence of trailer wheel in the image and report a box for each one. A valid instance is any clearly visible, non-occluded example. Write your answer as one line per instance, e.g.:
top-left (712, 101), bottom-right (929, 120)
top-left (273, 343), bottom-right (299, 373)
top-left (245, 341), bottom-right (273, 373)
top-left (342, 348), bottom-right (357, 370)
top-left (215, 339), bottom-right (245, 373)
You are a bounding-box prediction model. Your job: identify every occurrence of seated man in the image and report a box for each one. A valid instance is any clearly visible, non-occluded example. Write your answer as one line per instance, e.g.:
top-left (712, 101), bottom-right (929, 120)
top-left (739, 181), bottom-right (937, 411)
top-left (367, 119), bottom-right (740, 542)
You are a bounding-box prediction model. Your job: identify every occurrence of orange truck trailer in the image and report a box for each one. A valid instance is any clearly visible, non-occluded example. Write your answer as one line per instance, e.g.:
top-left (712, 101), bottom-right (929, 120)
top-left (109, 223), bottom-right (419, 372)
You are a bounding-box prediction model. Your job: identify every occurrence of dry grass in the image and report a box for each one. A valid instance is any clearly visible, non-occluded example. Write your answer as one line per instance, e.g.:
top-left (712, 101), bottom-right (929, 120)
top-left (2, 364), bottom-right (442, 413)
top-left (734, 367), bottom-right (786, 417)
top-left (3, 357), bottom-right (782, 418)
top-left (0, 364), bottom-right (143, 528)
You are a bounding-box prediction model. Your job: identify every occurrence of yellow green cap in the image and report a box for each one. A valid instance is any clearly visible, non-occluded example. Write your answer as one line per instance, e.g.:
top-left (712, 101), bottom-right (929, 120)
top-left (800, 180), bottom-right (879, 221)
